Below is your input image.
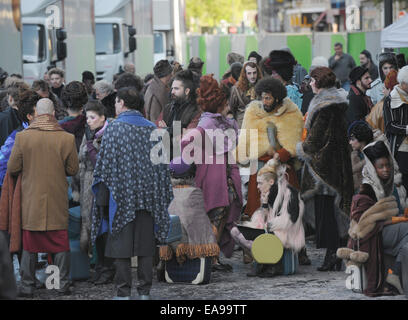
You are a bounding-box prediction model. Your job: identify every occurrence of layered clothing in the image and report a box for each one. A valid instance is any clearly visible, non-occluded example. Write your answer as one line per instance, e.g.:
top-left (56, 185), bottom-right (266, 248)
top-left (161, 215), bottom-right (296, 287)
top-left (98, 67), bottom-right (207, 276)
top-left (237, 99), bottom-right (304, 216)
top-left (347, 140), bottom-right (408, 296)
top-left (229, 84), bottom-right (256, 128)
top-left (297, 87), bottom-right (353, 240)
top-left (181, 112), bottom-right (242, 258)
top-left (90, 110), bottom-right (173, 246)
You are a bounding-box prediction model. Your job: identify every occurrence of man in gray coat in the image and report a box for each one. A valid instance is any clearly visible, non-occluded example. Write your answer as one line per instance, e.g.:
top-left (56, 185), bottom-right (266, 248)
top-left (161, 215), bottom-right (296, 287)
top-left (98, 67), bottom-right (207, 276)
top-left (144, 60), bottom-right (173, 122)
top-left (329, 42), bottom-right (356, 91)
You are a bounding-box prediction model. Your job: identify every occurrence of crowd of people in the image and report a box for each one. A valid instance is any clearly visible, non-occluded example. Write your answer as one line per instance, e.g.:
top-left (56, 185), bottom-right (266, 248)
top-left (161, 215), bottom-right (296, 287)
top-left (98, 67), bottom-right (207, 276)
top-left (0, 43), bottom-right (408, 300)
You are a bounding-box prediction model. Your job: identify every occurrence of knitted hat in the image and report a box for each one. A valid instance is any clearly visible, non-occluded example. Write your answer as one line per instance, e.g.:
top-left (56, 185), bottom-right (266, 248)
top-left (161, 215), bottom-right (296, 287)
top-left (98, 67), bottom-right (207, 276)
top-left (154, 60), bottom-right (173, 78)
top-left (384, 69), bottom-right (399, 90)
top-left (169, 157), bottom-right (195, 179)
top-left (349, 66), bottom-right (369, 84)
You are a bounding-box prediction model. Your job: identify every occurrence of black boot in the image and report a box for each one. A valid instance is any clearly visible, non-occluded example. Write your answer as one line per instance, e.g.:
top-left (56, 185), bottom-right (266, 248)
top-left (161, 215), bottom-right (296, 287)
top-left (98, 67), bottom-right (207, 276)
top-left (298, 247), bottom-right (311, 266)
top-left (317, 248), bottom-right (342, 271)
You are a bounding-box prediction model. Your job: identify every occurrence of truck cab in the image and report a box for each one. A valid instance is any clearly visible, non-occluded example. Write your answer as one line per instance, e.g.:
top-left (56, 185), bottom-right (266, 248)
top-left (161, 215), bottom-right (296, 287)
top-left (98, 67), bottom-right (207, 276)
top-left (95, 0), bottom-right (136, 82)
top-left (21, 0), bottom-right (67, 84)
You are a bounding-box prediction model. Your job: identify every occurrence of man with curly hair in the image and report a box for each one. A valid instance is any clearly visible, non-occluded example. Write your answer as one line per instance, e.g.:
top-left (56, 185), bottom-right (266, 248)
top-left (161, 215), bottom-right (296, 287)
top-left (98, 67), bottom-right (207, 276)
top-left (229, 61), bottom-right (262, 128)
top-left (236, 77), bottom-right (304, 217)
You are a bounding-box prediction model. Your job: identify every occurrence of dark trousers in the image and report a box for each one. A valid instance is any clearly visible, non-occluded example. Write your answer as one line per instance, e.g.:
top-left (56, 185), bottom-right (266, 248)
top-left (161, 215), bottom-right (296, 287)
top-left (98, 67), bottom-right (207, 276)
top-left (95, 233), bottom-right (114, 275)
top-left (20, 250), bottom-right (70, 294)
top-left (114, 256), bottom-right (153, 297)
top-left (315, 195), bottom-right (340, 250)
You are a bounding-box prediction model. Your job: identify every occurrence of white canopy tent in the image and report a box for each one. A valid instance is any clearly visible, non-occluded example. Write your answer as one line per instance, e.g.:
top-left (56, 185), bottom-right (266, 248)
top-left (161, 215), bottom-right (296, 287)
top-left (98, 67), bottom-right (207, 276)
top-left (381, 14), bottom-right (408, 48)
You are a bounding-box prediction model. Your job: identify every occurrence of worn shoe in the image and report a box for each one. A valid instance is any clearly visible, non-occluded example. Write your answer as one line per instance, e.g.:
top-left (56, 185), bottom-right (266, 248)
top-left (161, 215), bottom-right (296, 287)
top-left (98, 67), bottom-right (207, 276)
top-left (298, 248), bottom-right (311, 266)
top-left (94, 272), bottom-right (115, 285)
top-left (246, 263), bottom-right (264, 277)
top-left (386, 273), bottom-right (404, 295)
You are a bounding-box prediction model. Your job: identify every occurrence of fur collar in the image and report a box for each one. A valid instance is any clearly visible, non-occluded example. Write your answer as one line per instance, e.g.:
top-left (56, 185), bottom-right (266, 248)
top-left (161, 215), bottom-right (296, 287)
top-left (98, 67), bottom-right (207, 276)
top-left (305, 87), bottom-right (348, 130)
top-left (361, 141), bottom-right (394, 201)
top-left (236, 99), bottom-right (303, 162)
top-left (349, 196), bottom-right (398, 240)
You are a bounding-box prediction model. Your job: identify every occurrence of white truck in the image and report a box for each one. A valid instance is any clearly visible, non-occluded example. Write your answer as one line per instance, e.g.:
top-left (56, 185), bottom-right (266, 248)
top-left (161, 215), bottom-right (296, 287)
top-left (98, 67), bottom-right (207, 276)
top-left (153, 0), bottom-right (186, 65)
top-left (0, 0), bottom-right (23, 76)
top-left (21, 0), bottom-right (96, 84)
top-left (95, 0), bottom-right (137, 82)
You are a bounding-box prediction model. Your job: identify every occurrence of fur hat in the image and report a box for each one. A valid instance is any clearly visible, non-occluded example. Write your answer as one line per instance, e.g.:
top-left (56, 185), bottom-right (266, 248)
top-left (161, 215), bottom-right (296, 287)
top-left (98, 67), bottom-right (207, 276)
top-left (265, 50), bottom-right (297, 81)
top-left (154, 60), bottom-right (173, 78)
top-left (227, 52), bottom-right (244, 66)
top-left (349, 66), bottom-right (369, 84)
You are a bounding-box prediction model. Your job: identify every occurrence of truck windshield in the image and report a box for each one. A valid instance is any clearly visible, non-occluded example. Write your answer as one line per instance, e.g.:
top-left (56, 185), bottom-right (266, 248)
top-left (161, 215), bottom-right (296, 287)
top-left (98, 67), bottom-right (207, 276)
top-left (22, 24), bottom-right (46, 63)
top-left (96, 23), bottom-right (121, 55)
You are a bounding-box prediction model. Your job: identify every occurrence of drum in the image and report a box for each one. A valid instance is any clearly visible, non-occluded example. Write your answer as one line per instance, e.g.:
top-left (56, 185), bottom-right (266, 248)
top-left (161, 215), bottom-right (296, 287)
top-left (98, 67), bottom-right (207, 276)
top-left (251, 233), bottom-right (284, 264)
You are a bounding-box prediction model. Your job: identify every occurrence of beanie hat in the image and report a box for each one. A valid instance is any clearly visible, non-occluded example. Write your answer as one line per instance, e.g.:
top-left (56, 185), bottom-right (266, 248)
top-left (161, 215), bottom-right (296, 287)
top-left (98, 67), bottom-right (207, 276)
top-left (265, 50), bottom-right (297, 81)
top-left (169, 157), bottom-right (196, 179)
top-left (384, 69), bottom-right (399, 90)
top-left (154, 60), bottom-right (173, 78)
top-left (349, 66), bottom-right (369, 84)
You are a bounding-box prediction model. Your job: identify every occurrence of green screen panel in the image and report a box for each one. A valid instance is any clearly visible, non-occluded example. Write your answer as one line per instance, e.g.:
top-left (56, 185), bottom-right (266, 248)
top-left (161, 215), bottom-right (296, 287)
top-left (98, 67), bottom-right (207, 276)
top-left (245, 35), bottom-right (258, 61)
top-left (287, 35), bottom-right (312, 72)
top-left (331, 34), bottom-right (347, 55)
top-left (219, 36), bottom-right (231, 80)
top-left (199, 36), bottom-right (207, 75)
top-left (347, 32), bottom-right (366, 67)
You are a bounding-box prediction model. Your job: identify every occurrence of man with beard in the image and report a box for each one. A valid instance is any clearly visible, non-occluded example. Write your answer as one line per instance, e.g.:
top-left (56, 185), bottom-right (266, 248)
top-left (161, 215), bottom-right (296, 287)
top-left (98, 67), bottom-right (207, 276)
top-left (360, 50), bottom-right (379, 81)
top-left (159, 70), bottom-right (201, 160)
top-left (230, 61), bottom-right (262, 128)
top-left (347, 66), bottom-right (373, 126)
top-left (236, 77), bottom-right (304, 218)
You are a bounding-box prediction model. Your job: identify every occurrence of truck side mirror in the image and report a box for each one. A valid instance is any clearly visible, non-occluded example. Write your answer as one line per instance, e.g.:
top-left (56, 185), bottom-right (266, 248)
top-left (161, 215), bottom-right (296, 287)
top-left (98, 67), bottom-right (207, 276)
top-left (127, 37), bottom-right (137, 56)
top-left (56, 28), bottom-right (67, 41)
top-left (57, 42), bottom-right (67, 61)
top-left (56, 28), bottom-right (67, 61)
top-left (128, 26), bottom-right (136, 37)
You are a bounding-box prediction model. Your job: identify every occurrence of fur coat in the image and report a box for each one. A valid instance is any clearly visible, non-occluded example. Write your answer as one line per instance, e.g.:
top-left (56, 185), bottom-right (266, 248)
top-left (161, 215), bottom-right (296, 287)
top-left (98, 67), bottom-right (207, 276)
top-left (296, 87), bottom-right (353, 239)
top-left (243, 160), bottom-right (305, 252)
top-left (236, 98), bottom-right (304, 164)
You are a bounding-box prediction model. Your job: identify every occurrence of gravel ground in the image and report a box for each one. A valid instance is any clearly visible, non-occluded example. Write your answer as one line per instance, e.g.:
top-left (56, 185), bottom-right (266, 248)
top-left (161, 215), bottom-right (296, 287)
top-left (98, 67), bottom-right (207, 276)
top-left (16, 239), bottom-right (407, 301)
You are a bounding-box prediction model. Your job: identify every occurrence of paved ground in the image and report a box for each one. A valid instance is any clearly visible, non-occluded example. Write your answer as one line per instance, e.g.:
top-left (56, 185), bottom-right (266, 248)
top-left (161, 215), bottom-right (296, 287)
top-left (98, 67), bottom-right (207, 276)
top-left (16, 239), bottom-right (407, 301)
